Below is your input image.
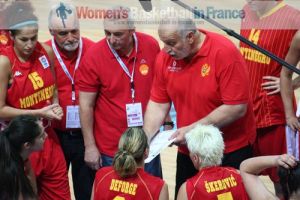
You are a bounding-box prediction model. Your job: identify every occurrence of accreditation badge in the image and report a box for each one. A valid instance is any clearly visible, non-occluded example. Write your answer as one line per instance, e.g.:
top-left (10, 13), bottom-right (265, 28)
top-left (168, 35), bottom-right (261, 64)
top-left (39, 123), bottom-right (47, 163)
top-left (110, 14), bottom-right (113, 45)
top-left (126, 102), bottom-right (143, 127)
top-left (66, 105), bottom-right (81, 128)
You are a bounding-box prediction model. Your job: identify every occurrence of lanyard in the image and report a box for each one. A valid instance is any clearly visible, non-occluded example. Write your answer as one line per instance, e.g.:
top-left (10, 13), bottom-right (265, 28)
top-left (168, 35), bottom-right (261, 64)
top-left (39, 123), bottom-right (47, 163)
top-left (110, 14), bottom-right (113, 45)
top-left (52, 37), bottom-right (83, 102)
top-left (106, 33), bottom-right (138, 101)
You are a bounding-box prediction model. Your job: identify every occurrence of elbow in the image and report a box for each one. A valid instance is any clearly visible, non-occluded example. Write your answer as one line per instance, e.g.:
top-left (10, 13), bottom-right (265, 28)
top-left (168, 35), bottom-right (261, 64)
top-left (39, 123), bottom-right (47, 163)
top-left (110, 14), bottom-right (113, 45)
top-left (234, 104), bottom-right (247, 119)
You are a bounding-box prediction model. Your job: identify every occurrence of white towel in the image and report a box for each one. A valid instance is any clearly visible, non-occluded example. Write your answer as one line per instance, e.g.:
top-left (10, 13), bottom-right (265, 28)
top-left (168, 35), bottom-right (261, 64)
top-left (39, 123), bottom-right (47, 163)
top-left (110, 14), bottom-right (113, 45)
top-left (285, 126), bottom-right (299, 160)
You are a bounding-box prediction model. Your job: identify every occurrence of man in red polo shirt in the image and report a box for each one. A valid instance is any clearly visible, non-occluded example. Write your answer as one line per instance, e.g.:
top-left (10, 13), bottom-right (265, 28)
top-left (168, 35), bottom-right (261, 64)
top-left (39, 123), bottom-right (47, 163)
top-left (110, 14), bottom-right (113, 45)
top-left (143, 17), bottom-right (256, 198)
top-left (77, 7), bottom-right (169, 177)
top-left (240, 0), bottom-right (300, 196)
top-left (46, 3), bottom-right (95, 199)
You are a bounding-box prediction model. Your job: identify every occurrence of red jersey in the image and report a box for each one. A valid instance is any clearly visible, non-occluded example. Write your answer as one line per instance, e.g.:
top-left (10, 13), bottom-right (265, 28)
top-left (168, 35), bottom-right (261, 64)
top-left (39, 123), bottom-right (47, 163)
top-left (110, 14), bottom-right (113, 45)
top-left (186, 166), bottom-right (249, 200)
top-left (46, 37), bottom-right (95, 131)
top-left (151, 30), bottom-right (256, 154)
top-left (77, 32), bottom-right (160, 157)
top-left (1, 43), bottom-right (70, 200)
top-left (240, 2), bottom-right (300, 128)
top-left (3, 42), bottom-right (55, 110)
top-left (93, 167), bottom-right (164, 200)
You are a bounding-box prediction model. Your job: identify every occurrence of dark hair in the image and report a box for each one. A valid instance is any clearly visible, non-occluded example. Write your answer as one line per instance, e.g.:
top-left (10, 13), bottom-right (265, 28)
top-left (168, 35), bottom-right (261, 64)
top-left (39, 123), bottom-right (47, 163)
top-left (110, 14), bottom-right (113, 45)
top-left (278, 162), bottom-right (300, 200)
top-left (5, 1), bottom-right (38, 36)
top-left (113, 128), bottom-right (148, 178)
top-left (0, 115), bottom-right (41, 200)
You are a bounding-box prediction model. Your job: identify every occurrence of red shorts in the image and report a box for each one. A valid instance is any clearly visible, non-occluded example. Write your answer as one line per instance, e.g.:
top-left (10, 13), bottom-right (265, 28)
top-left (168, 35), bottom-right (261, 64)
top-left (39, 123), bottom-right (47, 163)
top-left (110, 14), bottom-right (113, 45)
top-left (254, 125), bottom-right (286, 183)
top-left (29, 128), bottom-right (71, 200)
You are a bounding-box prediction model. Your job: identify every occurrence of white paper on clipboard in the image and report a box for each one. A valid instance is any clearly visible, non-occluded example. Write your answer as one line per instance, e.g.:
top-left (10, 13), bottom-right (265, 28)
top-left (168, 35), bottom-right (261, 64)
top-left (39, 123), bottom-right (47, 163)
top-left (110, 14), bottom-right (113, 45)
top-left (145, 129), bottom-right (177, 163)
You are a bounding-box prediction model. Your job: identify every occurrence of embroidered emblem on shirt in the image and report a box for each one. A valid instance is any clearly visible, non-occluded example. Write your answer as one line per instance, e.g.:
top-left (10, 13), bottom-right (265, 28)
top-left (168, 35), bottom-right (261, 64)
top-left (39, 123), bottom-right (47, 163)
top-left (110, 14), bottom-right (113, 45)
top-left (14, 71), bottom-right (22, 77)
top-left (167, 60), bottom-right (182, 72)
top-left (39, 55), bottom-right (50, 69)
top-left (139, 64), bottom-right (149, 75)
top-left (140, 59), bottom-right (146, 64)
top-left (201, 64), bottom-right (210, 77)
top-left (0, 34), bottom-right (8, 45)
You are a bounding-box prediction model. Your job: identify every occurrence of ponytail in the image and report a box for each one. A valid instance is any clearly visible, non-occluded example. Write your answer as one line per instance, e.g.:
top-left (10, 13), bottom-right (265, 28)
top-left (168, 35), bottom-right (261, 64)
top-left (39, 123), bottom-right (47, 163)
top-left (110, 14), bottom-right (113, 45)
top-left (113, 149), bottom-right (137, 178)
top-left (113, 128), bottom-right (148, 178)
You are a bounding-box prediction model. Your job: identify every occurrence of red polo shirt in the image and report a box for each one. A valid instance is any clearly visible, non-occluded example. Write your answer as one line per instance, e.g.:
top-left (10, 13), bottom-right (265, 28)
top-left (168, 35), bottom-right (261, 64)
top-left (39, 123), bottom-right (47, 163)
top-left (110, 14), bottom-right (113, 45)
top-left (77, 32), bottom-right (160, 157)
top-left (151, 30), bottom-right (256, 154)
top-left (46, 37), bottom-right (95, 131)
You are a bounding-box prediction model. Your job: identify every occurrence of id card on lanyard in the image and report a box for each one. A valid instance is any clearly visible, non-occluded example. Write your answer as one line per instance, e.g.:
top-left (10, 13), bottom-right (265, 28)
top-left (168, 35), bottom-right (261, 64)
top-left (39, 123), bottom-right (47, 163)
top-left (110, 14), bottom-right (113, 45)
top-left (52, 38), bottom-right (83, 128)
top-left (107, 33), bottom-right (143, 127)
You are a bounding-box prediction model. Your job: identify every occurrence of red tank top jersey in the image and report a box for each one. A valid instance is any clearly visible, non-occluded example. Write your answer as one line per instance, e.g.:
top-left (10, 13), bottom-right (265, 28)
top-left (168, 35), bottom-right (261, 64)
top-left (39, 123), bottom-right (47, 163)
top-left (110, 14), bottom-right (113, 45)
top-left (77, 32), bottom-right (160, 156)
top-left (186, 166), bottom-right (249, 200)
top-left (240, 2), bottom-right (300, 128)
top-left (93, 167), bottom-right (164, 200)
top-left (3, 42), bottom-right (55, 110)
top-left (46, 37), bottom-right (95, 131)
top-left (2, 43), bottom-right (71, 200)
top-left (151, 30), bottom-right (256, 154)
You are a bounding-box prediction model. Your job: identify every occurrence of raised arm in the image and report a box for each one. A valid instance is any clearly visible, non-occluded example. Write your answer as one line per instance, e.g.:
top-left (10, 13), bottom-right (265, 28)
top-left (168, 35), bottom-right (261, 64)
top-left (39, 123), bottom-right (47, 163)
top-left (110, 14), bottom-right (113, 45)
top-left (240, 154), bottom-right (297, 200)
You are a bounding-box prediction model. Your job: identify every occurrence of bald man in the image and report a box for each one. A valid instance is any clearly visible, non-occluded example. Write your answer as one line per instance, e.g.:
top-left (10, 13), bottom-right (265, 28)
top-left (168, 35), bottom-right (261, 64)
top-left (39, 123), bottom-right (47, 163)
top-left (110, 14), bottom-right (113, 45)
top-left (46, 3), bottom-right (95, 199)
top-left (143, 17), bottom-right (256, 197)
top-left (76, 6), bottom-right (171, 178)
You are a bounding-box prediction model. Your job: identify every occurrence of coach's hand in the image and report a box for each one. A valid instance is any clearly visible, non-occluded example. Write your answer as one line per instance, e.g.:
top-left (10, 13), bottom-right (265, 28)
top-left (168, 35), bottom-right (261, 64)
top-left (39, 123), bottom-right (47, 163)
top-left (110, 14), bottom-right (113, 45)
top-left (261, 76), bottom-right (280, 95)
top-left (170, 124), bottom-right (194, 146)
top-left (85, 144), bottom-right (102, 170)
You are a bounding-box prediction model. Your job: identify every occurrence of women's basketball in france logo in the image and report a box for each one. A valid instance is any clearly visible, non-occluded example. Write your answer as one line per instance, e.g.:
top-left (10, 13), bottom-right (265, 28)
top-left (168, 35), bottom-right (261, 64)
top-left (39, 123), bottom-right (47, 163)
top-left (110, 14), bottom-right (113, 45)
top-left (201, 63), bottom-right (210, 77)
top-left (139, 64), bottom-right (149, 75)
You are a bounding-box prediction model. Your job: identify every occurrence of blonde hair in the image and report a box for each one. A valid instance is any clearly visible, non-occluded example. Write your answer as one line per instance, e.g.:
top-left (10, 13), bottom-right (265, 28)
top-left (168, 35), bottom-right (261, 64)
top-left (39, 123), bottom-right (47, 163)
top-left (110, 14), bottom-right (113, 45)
top-left (185, 124), bottom-right (224, 168)
top-left (113, 128), bottom-right (148, 178)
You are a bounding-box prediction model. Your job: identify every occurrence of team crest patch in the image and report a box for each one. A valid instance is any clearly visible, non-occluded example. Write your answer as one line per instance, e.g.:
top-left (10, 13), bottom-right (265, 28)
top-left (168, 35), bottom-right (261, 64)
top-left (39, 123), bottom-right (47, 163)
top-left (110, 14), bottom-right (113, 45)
top-left (39, 55), bottom-right (50, 69)
top-left (139, 64), bottom-right (149, 75)
top-left (0, 34), bottom-right (8, 45)
top-left (201, 64), bottom-right (210, 77)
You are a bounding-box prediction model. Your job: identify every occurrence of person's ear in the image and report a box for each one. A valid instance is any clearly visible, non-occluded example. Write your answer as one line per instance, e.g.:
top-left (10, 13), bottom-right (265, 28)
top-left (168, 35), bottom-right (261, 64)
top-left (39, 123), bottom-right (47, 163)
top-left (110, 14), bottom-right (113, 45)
top-left (186, 31), bottom-right (195, 44)
top-left (192, 154), bottom-right (201, 168)
top-left (144, 148), bottom-right (149, 159)
top-left (23, 142), bottom-right (31, 150)
top-left (9, 31), bottom-right (14, 41)
top-left (129, 29), bottom-right (136, 36)
top-left (49, 29), bottom-right (55, 36)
